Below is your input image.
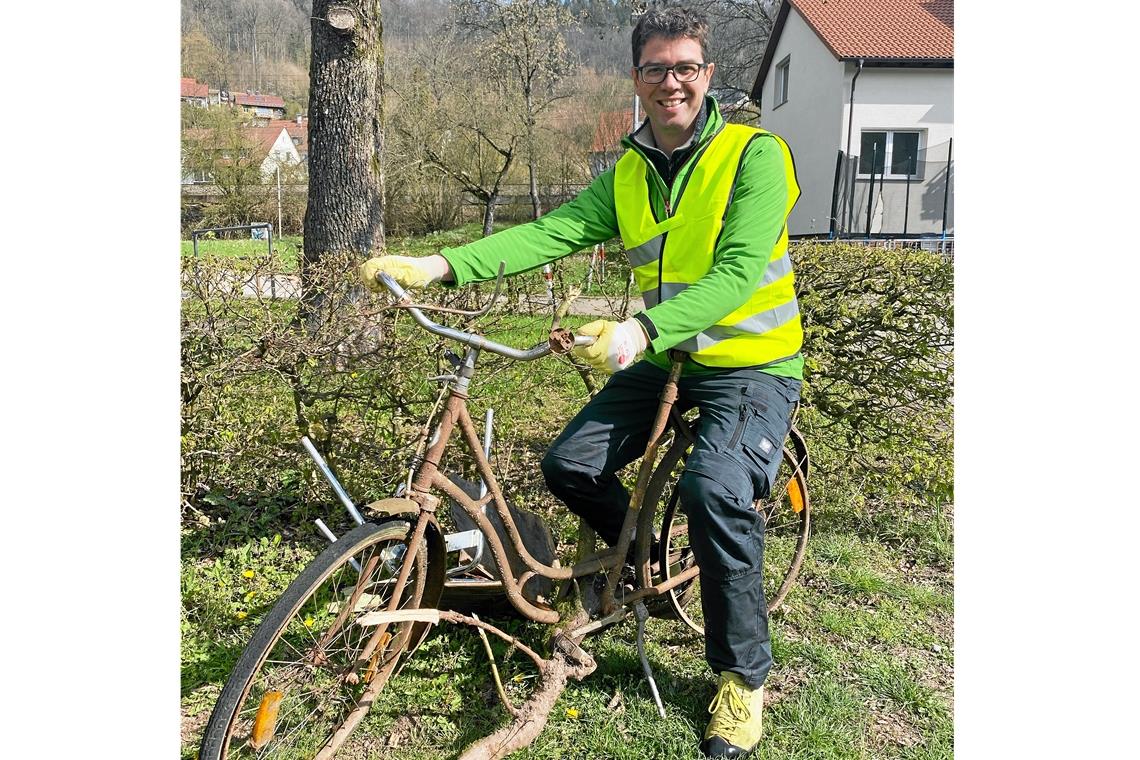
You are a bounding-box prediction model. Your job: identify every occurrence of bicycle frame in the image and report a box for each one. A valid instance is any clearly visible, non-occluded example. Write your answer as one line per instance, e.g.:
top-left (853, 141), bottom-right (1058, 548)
top-left (375, 273), bottom-right (701, 628)
top-left (400, 340), bottom-right (701, 625)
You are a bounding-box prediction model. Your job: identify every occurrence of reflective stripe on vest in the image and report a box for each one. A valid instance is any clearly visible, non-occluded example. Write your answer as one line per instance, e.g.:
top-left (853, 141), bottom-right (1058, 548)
top-left (613, 123), bottom-right (802, 368)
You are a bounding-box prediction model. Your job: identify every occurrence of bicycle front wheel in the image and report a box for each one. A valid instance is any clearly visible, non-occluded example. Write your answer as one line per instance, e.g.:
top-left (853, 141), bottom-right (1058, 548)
top-left (199, 520), bottom-right (430, 759)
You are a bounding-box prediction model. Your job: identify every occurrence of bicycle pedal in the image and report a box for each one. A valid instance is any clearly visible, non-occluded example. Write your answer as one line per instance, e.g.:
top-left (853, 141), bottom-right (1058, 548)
top-left (552, 632), bottom-right (596, 671)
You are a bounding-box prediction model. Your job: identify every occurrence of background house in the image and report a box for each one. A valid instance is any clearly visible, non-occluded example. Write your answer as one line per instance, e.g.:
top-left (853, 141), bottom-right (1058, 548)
top-left (265, 115), bottom-right (309, 166)
top-left (245, 126), bottom-right (302, 175)
top-left (181, 125), bottom-right (301, 189)
top-left (181, 77), bottom-right (209, 108)
top-left (751, 0), bottom-right (954, 238)
top-left (232, 92), bottom-right (287, 123)
top-left (589, 109), bottom-right (636, 177)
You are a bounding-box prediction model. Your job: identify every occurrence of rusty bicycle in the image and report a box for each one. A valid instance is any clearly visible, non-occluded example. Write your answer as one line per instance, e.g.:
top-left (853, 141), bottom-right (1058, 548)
top-left (198, 268), bottom-right (811, 759)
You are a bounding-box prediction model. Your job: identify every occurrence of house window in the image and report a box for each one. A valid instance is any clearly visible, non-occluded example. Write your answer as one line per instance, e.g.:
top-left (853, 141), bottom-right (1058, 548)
top-left (858, 130), bottom-right (923, 179)
top-left (774, 56), bottom-right (790, 107)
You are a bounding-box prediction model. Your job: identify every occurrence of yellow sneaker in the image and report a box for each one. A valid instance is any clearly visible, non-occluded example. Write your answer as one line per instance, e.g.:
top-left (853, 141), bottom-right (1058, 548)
top-left (701, 672), bottom-right (764, 758)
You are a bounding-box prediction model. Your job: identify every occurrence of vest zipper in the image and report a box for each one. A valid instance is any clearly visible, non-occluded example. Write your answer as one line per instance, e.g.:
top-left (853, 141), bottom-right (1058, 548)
top-left (656, 123), bottom-right (720, 309)
top-left (622, 110), bottom-right (723, 314)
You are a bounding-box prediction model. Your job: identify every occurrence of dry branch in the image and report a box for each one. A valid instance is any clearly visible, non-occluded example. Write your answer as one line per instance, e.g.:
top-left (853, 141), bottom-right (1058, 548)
top-left (355, 605), bottom-right (597, 759)
top-left (458, 630), bottom-right (596, 760)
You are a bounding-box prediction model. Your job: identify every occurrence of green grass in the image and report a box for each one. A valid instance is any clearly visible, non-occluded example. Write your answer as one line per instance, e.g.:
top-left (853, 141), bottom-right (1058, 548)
top-left (180, 223), bottom-right (953, 759)
top-left (181, 235), bottom-right (303, 271)
top-left (181, 475), bottom-right (953, 759)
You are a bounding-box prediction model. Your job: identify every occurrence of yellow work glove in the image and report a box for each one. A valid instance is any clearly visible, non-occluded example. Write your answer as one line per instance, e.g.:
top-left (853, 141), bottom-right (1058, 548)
top-left (359, 254), bottom-right (450, 291)
top-left (573, 318), bottom-right (649, 373)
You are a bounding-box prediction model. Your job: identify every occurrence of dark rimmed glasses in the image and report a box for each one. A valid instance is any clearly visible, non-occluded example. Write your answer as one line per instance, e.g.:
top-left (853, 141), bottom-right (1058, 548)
top-left (635, 62), bottom-right (710, 84)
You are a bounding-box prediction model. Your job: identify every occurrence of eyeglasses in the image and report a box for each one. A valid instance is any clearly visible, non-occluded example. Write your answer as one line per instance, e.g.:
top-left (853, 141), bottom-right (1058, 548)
top-left (635, 62), bottom-right (709, 84)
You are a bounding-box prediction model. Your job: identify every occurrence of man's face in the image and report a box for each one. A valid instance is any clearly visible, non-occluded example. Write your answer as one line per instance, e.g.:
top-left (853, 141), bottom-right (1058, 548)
top-left (631, 35), bottom-right (714, 145)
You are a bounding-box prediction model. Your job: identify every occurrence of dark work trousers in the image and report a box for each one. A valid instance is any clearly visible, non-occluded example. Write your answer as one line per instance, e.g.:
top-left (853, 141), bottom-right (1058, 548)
top-left (540, 359), bottom-right (801, 688)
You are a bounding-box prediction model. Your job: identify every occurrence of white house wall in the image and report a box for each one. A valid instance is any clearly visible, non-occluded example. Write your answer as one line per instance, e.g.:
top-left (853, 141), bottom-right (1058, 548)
top-left (757, 7), bottom-right (845, 236)
top-left (841, 67), bottom-right (954, 235)
top-left (260, 130), bottom-right (302, 176)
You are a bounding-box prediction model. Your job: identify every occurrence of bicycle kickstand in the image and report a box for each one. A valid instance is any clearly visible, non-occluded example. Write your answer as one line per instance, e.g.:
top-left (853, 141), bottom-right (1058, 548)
top-left (633, 602), bottom-right (667, 718)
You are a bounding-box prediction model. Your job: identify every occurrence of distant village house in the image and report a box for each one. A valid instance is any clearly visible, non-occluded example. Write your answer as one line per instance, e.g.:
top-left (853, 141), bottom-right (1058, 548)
top-left (181, 77), bottom-right (209, 108)
top-left (232, 92), bottom-right (287, 123)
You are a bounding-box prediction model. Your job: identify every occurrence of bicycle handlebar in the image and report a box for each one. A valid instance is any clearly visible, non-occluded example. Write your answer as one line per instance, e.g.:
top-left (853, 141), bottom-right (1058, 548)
top-left (377, 272), bottom-right (595, 361)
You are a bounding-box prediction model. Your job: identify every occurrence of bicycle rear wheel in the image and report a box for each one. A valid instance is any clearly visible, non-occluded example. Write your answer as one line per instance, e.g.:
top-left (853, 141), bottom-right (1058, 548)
top-left (199, 520), bottom-right (431, 759)
top-left (657, 441), bottom-right (810, 635)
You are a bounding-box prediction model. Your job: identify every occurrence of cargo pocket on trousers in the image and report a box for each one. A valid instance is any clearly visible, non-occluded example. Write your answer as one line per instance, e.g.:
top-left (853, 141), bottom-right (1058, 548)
top-left (739, 414), bottom-right (784, 501)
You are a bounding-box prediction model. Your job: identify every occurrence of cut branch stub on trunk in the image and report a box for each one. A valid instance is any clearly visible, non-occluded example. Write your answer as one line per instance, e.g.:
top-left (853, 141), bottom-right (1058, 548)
top-left (326, 5), bottom-right (357, 33)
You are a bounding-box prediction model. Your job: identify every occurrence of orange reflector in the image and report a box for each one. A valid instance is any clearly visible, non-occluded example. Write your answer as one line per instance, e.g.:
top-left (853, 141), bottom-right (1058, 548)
top-left (363, 632), bottom-right (392, 684)
top-left (250, 691), bottom-right (284, 749)
top-left (787, 478), bottom-right (804, 513)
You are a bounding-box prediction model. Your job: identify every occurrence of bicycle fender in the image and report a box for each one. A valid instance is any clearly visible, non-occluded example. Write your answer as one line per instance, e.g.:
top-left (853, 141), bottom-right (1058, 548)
top-left (787, 425), bottom-right (811, 480)
top-left (363, 497), bottom-right (423, 520)
top-left (361, 498), bottom-right (446, 597)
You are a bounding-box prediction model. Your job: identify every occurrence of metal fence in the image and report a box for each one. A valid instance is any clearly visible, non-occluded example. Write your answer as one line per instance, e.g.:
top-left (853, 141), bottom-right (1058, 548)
top-left (828, 138), bottom-right (953, 240)
top-left (458, 183), bottom-right (591, 221)
top-left (820, 235), bottom-right (955, 264)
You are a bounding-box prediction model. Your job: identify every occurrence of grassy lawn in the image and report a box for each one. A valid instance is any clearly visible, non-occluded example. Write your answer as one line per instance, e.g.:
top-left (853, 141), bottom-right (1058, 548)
top-left (180, 232), bottom-right (952, 758)
top-left (181, 235), bottom-right (304, 271)
top-left (181, 470), bottom-right (952, 758)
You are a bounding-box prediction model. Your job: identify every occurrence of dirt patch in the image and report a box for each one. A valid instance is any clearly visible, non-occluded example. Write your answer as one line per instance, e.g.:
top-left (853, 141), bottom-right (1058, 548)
top-left (868, 702), bottom-right (925, 751)
top-left (180, 705), bottom-right (210, 750)
top-left (763, 663), bottom-right (811, 706)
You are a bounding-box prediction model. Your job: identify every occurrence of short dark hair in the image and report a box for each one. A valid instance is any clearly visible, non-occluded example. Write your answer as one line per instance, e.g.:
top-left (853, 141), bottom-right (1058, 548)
top-left (631, 7), bottom-right (710, 66)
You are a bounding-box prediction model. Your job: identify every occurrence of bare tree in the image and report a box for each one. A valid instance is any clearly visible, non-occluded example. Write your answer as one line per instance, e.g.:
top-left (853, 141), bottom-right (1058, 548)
top-left (237, 0), bottom-right (265, 90)
top-left (387, 26), bottom-right (527, 238)
top-left (455, 0), bottom-right (579, 220)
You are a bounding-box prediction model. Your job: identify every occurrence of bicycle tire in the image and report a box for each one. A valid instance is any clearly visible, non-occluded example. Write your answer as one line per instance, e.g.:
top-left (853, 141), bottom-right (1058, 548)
top-left (199, 520), bottom-right (431, 759)
top-left (656, 441), bottom-right (811, 634)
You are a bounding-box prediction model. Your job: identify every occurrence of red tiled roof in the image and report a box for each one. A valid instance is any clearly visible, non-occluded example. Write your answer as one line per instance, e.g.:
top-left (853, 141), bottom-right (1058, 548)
top-left (181, 77), bottom-right (209, 99)
top-left (265, 117), bottom-right (308, 155)
top-left (790, 0), bottom-right (953, 60)
top-left (591, 110), bottom-right (635, 152)
top-left (244, 126), bottom-right (293, 157)
top-left (233, 92), bottom-right (287, 109)
top-left (182, 126), bottom-right (296, 164)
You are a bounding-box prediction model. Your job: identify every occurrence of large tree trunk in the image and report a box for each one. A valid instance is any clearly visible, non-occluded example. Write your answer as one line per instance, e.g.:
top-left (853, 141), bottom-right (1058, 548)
top-left (301, 0), bottom-right (386, 321)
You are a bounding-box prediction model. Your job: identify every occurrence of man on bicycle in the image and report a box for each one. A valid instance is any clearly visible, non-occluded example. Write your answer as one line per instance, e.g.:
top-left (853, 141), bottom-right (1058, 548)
top-left (361, 7), bottom-right (802, 757)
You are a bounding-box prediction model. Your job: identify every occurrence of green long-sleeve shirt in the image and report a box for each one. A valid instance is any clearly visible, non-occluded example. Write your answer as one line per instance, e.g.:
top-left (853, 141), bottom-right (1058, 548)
top-left (440, 97), bottom-right (802, 380)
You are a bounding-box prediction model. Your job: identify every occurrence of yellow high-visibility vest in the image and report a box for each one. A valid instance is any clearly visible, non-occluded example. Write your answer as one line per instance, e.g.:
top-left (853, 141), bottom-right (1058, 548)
top-left (614, 124), bottom-right (802, 368)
